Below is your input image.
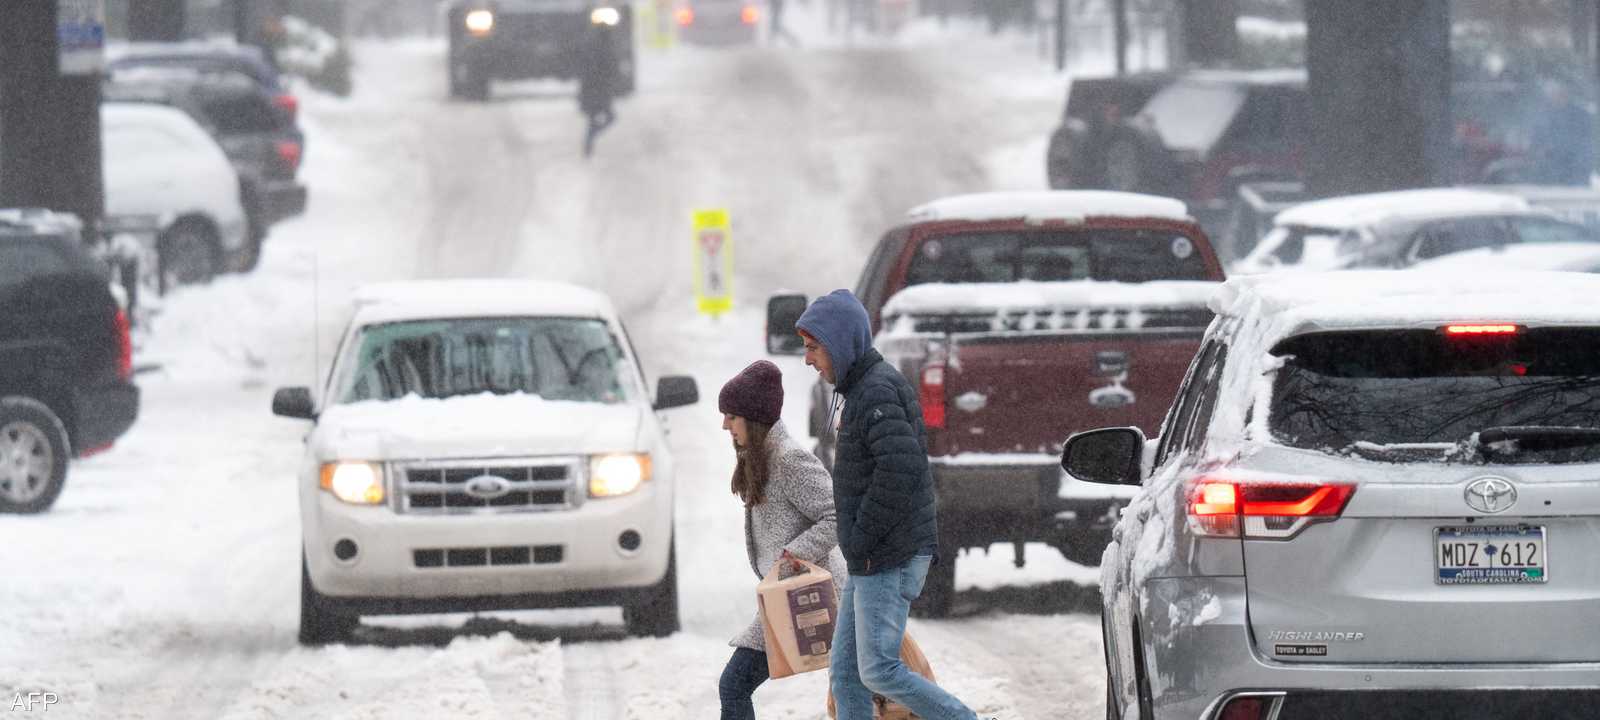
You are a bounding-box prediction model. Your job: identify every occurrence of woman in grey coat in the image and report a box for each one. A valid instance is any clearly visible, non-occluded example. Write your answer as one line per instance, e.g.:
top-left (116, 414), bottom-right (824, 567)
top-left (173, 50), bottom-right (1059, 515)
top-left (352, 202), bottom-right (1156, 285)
top-left (717, 360), bottom-right (848, 720)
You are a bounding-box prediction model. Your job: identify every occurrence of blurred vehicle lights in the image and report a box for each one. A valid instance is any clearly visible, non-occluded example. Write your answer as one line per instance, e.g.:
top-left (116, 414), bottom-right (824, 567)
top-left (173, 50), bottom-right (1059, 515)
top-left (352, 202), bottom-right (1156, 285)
top-left (591, 7), bottom-right (622, 25)
top-left (589, 454), bottom-right (651, 498)
top-left (320, 462), bottom-right (385, 505)
top-left (464, 9), bottom-right (495, 35)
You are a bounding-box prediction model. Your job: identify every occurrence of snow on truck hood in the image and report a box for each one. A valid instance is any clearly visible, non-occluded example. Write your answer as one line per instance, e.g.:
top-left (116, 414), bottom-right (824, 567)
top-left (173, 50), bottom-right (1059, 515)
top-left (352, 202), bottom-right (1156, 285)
top-left (312, 393), bottom-right (643, 462)
top-left (905, 191), bottom-right (1191, 225)
top-left (881, 280), bottom-right (1220, 317)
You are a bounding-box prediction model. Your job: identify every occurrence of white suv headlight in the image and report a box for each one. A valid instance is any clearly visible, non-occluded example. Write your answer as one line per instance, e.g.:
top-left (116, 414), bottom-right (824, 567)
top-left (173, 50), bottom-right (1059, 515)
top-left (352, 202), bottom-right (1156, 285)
top-left (465, 9), bottom-right (495, 35)
top-left (320, 461), bottom-right (386, 505)
top-left (589, 453), bottom-right (651, 498)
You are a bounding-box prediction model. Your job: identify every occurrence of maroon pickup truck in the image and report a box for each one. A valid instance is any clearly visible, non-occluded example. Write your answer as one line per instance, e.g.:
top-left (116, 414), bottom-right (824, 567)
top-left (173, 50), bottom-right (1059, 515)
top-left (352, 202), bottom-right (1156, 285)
top-left (767, 191), bottom-right (1224, 616)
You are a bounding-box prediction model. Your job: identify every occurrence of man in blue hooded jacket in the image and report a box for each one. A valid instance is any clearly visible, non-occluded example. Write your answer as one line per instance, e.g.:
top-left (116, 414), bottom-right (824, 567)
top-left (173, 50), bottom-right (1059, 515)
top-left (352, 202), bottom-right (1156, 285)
top-left (796, 289), bottom-right (976, 720)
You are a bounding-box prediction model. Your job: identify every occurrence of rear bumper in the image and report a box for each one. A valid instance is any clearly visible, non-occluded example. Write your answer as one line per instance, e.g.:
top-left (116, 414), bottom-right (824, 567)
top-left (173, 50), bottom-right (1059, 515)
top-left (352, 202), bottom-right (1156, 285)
top-left (260, 180), bottom-right (307, 226)
top-left (1141, 577), bottom-right (1600, 720)
top-left (931, 457), bottom-right (1133, 546)
top-left (71, 379), bottom-right (139, 455)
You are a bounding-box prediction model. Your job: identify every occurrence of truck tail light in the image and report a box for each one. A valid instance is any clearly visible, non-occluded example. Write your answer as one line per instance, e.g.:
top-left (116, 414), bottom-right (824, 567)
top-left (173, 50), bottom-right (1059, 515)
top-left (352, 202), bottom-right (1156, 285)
top-left (276, 140), bottom-right (303, 173)
top-left (741, 5), bottom-right (759, 23)
top-left (919, 363), bottom-right (945, 429)
top-left (1189, 477), bottom-right (1355, 540)
top-left (272, 92), bottom-right (299, 122)
top-left (675, 7), bottom-right (694, 25)
top-left (113, 307), bottom-right (133, 381)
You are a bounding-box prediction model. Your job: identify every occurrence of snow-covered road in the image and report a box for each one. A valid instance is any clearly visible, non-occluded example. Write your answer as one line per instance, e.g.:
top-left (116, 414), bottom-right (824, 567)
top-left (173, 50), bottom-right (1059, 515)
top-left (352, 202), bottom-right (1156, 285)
top-left (2, 12), bottom-right (1111, 719)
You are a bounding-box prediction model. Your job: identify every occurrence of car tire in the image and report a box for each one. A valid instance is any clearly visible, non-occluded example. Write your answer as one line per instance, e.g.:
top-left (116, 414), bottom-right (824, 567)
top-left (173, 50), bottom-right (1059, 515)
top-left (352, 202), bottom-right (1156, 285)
top-left (623, 540), bottom-right (680, 638)
top-left (910, 537), bottom-right (956, 618)
top-left (450, 59), bottom-right (490, 102)
top-left (0, 397), bottom-right (71, 514)
top-left (299, 556), bottom-right (359, 646)
top-left (158, 220), bottom-right (220, 292)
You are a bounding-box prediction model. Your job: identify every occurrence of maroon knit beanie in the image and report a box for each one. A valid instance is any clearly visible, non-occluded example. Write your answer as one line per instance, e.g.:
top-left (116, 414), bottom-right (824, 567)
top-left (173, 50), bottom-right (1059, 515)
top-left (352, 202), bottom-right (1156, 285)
top-left (719, 360), bottom-right (783, 426)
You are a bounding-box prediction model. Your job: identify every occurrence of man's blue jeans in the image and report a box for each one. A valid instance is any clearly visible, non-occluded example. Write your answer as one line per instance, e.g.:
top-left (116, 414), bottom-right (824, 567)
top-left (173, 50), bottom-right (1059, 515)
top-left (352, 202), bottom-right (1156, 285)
top-left (830, 555), bottom-right (977, 720)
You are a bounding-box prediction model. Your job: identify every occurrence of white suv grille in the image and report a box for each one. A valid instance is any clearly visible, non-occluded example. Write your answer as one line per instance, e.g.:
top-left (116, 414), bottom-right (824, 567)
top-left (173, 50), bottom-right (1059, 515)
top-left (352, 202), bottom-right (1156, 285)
top-left (394, 457), bottom-right (581, 515)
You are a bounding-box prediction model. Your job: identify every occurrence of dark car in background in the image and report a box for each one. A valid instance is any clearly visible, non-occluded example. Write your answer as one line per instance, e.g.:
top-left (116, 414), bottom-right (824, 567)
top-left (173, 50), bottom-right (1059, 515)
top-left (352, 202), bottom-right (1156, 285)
top-left (1046, 70), bottom-right (1583, 238)
top-left (0, 209), bottom-right (139, 514)
top-left (103, 66), bottom-right (307, 272)
top-left (446, 0), bottom-right (636, 101)
top-left (676, 0), bottom-right (761, 45)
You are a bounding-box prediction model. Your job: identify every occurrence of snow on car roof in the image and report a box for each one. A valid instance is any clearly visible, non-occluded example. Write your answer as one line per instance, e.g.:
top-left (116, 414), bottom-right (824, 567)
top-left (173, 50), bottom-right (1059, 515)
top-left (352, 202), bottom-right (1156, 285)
top-left (882, 280), bottom-right (1218, 318)
top-left (1410, 242), bottom-right (1600, 274)
top-left (351, 279), bottom-right (617, 324)
top-left (1273, 188), bottom-right (1531, 230)
top-left (1213, 270), bottom-right (1600, 335)
top-left (906, 191), bottom-right (1191, 224)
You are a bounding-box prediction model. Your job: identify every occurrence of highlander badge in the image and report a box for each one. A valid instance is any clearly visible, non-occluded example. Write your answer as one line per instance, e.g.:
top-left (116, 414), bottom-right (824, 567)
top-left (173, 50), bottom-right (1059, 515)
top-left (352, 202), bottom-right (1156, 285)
top-left (464, 474), bottom-right (513, 500)
top-left (1464, 476), bottom-right (1516, 514)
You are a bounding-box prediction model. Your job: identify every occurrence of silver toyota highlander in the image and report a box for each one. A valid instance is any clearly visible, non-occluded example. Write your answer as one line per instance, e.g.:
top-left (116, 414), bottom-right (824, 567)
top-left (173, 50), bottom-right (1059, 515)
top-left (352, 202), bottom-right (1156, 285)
top-left (1063, 271), bottom-right (1600, 720)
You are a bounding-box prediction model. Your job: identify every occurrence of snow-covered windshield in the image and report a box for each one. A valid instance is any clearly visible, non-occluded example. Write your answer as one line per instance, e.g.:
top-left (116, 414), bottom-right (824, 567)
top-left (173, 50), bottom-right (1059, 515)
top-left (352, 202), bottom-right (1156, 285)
top-left (332, 317), bottom-right (634, 405)
top-left (904, 229), bottom-right (1211, 286)
top-left (1138, 81), bottom-right (1247, 153)
top-left (1269, 328), bottom-right (1600, 464)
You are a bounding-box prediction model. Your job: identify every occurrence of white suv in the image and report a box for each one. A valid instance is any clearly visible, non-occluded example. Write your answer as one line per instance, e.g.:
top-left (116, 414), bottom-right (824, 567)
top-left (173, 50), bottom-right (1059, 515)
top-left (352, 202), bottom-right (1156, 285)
top-left (272, 280), bottom-right (699, 644)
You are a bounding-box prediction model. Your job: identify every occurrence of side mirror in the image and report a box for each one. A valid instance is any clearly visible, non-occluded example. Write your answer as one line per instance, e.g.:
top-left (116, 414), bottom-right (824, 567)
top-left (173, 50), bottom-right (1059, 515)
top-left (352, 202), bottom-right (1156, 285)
top-left (653, 375), bottom-right (699, 410)
top-left (1061, 426), bottom-right (1146, 486)
top-left (272, 386), bottom-right (317, 421)
top-left (766, 293), bottom-right (807, 356)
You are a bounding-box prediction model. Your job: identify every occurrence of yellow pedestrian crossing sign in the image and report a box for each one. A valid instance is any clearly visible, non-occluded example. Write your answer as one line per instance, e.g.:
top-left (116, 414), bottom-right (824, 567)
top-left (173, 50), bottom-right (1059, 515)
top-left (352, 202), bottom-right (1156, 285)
top-left (693, 209), bottom-right (733, 316)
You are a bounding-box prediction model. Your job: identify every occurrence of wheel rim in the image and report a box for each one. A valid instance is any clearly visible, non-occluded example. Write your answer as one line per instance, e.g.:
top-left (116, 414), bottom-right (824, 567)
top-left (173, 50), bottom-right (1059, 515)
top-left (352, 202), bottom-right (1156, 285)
top-left (162, 230), bottom-right (215, 287)
top-left (1106, 141), bottom-right (1141, 192)
top-left (0, 421), bottom-right (55, 504)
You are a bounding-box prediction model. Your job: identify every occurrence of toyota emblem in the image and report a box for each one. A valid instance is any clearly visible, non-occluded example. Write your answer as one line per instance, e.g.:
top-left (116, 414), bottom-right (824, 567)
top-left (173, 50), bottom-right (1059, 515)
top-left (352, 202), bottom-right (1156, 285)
top-left (1463, 477), bottom-right (1517, 514)
top-left (464, 474), bottom-right (512, 500)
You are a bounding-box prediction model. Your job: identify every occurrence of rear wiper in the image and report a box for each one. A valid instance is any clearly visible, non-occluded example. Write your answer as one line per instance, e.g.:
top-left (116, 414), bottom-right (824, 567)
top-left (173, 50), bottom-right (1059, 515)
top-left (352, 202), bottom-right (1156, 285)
top-left (1470, 426), bottom-right (1600, 458)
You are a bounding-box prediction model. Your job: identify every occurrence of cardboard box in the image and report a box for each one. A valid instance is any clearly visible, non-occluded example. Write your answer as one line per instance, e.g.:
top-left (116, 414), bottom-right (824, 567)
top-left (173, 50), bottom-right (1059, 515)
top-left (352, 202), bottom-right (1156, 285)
top-left (758, 558), bottom-right (838, 678)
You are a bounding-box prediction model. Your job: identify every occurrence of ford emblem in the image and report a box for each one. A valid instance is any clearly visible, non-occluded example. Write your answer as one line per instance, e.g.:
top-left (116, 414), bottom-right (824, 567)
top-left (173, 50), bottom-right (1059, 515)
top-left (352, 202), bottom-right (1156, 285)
top-left (464, 474), bottom-right (512, 500)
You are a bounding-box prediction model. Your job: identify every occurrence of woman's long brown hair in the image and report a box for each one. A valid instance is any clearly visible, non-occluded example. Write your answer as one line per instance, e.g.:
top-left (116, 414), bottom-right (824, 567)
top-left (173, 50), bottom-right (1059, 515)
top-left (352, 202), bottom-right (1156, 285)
top-left (731, 419), bottom-right (773, 507)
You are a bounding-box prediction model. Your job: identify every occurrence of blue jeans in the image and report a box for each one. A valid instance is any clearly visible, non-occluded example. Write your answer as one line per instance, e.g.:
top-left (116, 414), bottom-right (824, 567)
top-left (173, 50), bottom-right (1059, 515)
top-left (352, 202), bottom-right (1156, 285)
top-left (830, 555), bottom-right (976, 720)
top-left (719, 647), bottom-right (768, 720)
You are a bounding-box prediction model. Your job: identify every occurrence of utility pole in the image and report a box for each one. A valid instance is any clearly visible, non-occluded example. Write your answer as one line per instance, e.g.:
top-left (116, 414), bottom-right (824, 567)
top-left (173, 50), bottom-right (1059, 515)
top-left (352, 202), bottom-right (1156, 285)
top-left (0, 0), bottom-right (105, 232)
top-left (1111, 0), bottom-right (1128, 75)
top-left (1304, 0), bottom-right (1451, 197)
top-left (127, 0), bottom-right (186, 41)
top-left (1054, 0), bottom-right (1067, 71)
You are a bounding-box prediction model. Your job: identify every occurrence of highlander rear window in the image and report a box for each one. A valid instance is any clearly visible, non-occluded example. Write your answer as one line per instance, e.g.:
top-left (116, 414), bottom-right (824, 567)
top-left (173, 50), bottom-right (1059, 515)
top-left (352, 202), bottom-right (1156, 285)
top-left (334, 317), bottom-right (636, 405)
top-left (1269, 328), bottom-right (1600, 464)
top-left (904, 229), bottom-right (1210, 286)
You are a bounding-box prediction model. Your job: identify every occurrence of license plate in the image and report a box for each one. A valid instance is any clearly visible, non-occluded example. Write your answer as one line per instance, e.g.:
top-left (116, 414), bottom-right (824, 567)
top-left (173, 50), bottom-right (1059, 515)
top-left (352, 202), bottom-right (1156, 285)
top-left (1434, 525), bottom-right (1546, 585)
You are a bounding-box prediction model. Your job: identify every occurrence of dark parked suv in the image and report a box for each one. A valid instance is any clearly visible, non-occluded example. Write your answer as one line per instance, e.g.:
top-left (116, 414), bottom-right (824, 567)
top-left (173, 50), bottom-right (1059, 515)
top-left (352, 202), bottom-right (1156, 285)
top-left (103, 68), bottom-right (307, 273)
top-left (447, 0), bottom-right (636, 101)
top-left (0, 209), bottom-right (140, 513)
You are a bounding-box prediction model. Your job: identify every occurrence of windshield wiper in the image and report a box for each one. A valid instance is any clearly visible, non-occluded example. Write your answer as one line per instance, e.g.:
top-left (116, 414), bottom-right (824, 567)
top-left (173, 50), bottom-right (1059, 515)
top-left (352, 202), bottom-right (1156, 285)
top-left (1339, 441), bottom-right (1457, 461)
top-left (1469, 426), bottom-right (1600, 458)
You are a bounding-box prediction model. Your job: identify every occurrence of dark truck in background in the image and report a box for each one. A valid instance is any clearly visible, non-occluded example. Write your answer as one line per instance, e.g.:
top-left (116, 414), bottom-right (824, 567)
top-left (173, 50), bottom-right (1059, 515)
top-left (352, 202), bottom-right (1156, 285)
top-left (447, 0), bottom-right (636, 101)
top-left (768, 191), bottom-right (1223, 616)
top-left (0, 210), bottom-right (140, 513)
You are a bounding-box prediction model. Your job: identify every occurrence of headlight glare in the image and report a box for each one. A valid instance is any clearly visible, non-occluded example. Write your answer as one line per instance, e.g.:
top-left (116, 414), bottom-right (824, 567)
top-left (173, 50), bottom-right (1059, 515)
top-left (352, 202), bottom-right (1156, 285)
top-left (590, 7), bottom-right (621, 25)
top-left (320, 462), bottom-right (385, 505)
top-left (589, 453), bottom-right (650, 497)
top-left (465, 9), bottom-right (495, 35)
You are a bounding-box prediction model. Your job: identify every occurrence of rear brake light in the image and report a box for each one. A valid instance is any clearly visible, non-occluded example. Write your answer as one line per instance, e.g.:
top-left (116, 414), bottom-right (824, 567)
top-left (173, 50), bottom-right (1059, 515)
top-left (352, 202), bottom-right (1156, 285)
top-left (1218, 696), bottom-right (1279, 720)
top-left (272, 93), bottom-right (298, 122)
top-left (113, 307), bottom-right (133, 381)
top-left (1443, 324), bottom-right (1519, 335)
top-left (675, 7), bottom-right (694, 25)
top-left (276, 140), bottom-right (303, 172)
top-left (741, 5), bottom-right (759, 23)
top-left (1189, 478), bottom-right (1355, 540)
top-left (919, 363), bottom-right (945, 429)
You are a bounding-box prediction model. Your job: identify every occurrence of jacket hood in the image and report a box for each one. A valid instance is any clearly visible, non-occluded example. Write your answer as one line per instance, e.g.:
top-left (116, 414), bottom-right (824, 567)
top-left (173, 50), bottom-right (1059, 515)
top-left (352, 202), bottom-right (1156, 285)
top-left (795, 289), bottom-right (874, 386)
